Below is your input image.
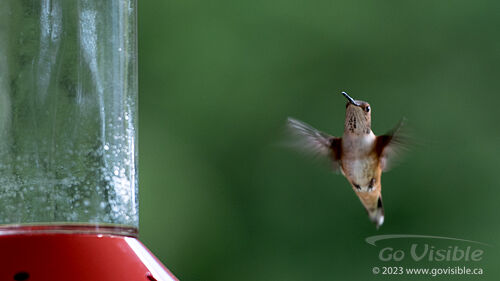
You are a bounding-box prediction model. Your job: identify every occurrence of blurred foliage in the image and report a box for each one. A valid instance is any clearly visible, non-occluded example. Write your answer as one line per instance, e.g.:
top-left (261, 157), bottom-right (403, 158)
top-left (138, 0), bottom-right (500, 280)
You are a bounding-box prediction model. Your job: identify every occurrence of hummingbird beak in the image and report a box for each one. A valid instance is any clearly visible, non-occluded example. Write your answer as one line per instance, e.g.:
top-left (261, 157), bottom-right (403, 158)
top-left (342, 91), bottom-right (360, 106)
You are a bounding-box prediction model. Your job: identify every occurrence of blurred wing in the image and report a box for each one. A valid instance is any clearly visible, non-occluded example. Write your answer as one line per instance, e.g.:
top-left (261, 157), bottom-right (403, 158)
top-left (286, 117), bottom-right (342, 171)
top-left (375, 118), bottom-right (409, 171)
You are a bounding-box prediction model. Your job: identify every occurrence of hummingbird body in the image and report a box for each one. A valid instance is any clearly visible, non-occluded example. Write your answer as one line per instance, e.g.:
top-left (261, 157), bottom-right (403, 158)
top-left (341, 133), bottom-right (383, 226)
top-left (287, 92), bottom-right (406, 228)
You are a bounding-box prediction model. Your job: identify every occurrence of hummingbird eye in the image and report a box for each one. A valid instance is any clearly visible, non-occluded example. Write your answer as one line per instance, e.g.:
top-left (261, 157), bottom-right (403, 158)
top-left (365, 106), bottom-right (370, 113)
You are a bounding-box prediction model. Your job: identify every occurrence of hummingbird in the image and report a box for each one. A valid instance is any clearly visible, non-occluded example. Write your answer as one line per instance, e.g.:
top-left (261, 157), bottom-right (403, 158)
top-left (287, 92), bottom-right (407, 228)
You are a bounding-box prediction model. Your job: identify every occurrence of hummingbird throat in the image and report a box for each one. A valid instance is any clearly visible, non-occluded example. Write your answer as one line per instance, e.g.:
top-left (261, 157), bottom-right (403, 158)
top-left (345, 110), bottom-right (371, 135)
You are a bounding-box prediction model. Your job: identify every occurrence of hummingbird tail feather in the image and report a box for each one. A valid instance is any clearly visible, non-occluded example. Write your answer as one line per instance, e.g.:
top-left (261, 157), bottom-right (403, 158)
top-left (369, 196), bottom-right (385, 229)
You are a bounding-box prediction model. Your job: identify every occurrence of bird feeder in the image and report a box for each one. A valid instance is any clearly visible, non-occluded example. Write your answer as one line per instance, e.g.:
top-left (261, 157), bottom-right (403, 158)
top-left (0, 1), bottom-right (177, 280)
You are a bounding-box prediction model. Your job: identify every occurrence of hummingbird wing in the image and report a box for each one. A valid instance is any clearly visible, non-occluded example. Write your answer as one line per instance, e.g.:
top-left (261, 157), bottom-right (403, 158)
top-left (375, 118), bottom-right (409, 171)
top-left (286, 117), bottom-right (342, 171)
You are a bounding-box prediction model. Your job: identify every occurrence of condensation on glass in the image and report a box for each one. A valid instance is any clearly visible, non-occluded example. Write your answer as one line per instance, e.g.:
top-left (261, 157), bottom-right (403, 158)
top-left (0, 0), bottom-right (138, 233)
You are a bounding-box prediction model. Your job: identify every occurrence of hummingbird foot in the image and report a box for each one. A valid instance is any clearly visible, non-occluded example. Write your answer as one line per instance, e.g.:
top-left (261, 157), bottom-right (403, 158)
top-left (368, 178), bottom-right (376, 192)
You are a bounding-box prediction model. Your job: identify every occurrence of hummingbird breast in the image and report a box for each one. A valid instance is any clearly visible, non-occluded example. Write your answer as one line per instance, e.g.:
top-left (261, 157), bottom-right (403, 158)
top-left (341, 132), bottom-right (380, 192)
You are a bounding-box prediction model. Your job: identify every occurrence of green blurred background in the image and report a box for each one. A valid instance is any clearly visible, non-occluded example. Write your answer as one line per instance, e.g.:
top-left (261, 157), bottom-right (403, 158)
top-left (138, 0), bottom-right (500, 280)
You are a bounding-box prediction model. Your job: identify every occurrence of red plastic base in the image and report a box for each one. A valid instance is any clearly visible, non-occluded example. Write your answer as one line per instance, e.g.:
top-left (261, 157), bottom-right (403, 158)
top-left (0, 231), bottom-right (178, 281)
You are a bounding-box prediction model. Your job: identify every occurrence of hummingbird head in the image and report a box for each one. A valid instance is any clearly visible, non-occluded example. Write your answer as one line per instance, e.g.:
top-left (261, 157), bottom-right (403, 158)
top-left (342, 92), bottom-right (372, 135)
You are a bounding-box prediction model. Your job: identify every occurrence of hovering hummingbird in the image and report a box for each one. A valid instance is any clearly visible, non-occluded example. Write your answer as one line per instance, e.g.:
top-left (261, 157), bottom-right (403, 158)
top-left (287, 92), bottom-right (407, 228)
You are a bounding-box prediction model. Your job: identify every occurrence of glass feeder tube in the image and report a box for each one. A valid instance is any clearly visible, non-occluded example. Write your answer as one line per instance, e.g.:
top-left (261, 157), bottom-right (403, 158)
top-left (0, 0), bottom-right (138, 234)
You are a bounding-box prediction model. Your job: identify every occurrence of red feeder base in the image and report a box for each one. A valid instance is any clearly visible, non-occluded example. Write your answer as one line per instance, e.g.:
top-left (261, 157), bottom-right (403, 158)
top-left (0, 226), bottom-right (178, 281)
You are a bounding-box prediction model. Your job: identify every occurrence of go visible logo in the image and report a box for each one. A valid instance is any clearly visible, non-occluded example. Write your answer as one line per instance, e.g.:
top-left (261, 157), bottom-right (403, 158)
top-left (366, 234), bottom-right (490, 262)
